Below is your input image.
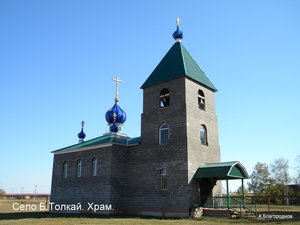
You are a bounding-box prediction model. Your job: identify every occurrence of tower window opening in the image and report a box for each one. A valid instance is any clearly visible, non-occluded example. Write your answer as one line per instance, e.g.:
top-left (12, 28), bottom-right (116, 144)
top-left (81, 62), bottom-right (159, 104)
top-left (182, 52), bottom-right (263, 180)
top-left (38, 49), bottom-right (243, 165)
top-left (159, 123), bottom-right (169, 145)
top-left (200, 125), bottom-right (208, 146)
top-left (62, 161), bottom-right (68, 178)
top-left (160, 169), bottom-right (168, 190)
top-left (76, 160), bottom-right (82, 178)
top-left (198, 90), bottom-right (205, 110)
top-left (91, 158), bottom-right (97, 176)
top-left (160, 88), bottom-right (170, 108)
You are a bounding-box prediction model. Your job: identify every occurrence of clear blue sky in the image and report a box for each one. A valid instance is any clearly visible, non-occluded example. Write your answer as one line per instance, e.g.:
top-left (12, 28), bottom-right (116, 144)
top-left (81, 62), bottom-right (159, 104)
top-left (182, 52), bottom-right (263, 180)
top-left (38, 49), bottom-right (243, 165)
top-left (0, 0), bottom-right (299, 194)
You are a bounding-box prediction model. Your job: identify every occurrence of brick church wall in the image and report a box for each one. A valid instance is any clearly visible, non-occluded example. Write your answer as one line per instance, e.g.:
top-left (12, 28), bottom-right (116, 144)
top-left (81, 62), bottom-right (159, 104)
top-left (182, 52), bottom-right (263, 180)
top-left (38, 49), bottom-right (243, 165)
top-left (50, 146), bottom-right (113, 211)
top-left (185, 78), bottom-right (222, 201)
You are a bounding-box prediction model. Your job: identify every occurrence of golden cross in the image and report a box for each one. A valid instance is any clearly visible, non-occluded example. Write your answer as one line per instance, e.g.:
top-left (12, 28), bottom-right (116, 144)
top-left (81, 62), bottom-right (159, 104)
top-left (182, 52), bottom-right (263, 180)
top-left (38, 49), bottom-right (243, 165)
top-left (112, 76), bottom-right (124, 103)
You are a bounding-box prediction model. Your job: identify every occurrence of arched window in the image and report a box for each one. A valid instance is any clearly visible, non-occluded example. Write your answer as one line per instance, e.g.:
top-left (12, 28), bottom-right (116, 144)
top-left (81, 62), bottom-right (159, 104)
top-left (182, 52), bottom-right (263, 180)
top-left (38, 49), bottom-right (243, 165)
top-left (62, 161), bottom-right (68, 178)
top-left (200, 125), bottom-right (208, 146)
top-left (159, 123), bottom-right (169, 145)
top-left (76, 160), bottom-right (82, 178)
top-left (160, 169), bottom-right (168, 190)
top-left (198, 90), bottom-right (205, 110)
top-left (91, 158), bottom-right (97, 176)
top-left (160, 88), bottom-right (170, 108)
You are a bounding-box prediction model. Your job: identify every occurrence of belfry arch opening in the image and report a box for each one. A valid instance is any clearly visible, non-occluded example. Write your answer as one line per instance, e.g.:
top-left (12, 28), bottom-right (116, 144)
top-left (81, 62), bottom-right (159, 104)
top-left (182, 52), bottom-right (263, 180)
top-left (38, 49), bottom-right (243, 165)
top-left (159, 88), bottom-right (170, 108)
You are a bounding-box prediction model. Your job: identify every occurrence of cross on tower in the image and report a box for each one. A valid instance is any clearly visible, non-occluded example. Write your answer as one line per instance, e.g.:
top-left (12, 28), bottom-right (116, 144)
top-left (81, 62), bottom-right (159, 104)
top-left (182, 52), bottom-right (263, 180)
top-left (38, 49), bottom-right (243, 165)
top-left (112, 76), bottom-right (124, 103)
top-left (176, 17), bottom-right (180, 28)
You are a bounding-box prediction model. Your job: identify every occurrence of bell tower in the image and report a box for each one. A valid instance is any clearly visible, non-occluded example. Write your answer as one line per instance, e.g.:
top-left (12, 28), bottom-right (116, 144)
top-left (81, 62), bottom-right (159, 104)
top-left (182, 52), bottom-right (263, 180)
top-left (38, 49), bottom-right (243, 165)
top-left (140, 18), bottom-right (221, 188)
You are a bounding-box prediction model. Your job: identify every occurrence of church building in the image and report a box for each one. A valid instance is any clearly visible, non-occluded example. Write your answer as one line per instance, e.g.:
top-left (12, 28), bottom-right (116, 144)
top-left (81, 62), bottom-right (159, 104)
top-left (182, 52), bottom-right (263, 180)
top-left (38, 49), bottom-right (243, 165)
top-left (50, 19), bottom-right (249, 217)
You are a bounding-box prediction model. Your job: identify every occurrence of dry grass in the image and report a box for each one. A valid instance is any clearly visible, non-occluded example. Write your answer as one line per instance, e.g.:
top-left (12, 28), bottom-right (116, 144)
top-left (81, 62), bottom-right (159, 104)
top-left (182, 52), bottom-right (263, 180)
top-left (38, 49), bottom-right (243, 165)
top-left (2, 215), bottom-right (299, 225)
top-left (0, 199), bottom-right (47, 213)
top-left (256, 204), bottom-right (300, 212)
top-left (0, 199), bottom-right (299, 225)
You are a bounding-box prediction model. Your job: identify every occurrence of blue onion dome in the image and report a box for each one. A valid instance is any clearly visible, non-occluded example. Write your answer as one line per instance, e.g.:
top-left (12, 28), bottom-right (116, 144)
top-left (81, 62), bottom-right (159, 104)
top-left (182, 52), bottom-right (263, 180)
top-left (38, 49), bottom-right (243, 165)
top-left (109, 123), bottom-right (119, 133)
top-left (106, 76), bottom-right (126, 133)
top-left (172, 28), bottom-right (183, 40)
top-left (78, 121), bottom-right (86, 142)
top-left (105, 103), bottom-right (126, 124)
top-left (172, 17), bottom-right (183, 41)
top-left (105, 103), bottom-right (126, 133)
top-left (78, 128), bottom-right (86, 139)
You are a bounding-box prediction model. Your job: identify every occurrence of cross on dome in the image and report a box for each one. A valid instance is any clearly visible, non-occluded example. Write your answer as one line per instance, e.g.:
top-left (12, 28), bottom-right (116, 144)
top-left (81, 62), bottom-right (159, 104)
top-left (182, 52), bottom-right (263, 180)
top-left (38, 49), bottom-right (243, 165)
top-left (112, 76), bottom-right (123, 103)
top-left (78, 120), bottom-right (86, 143)
top-left (172, 17), bottom-right (183, 42)
top-left (105, 77), bottom-right (127, 133)
top-left (176, 17), bottom-right (180, 28)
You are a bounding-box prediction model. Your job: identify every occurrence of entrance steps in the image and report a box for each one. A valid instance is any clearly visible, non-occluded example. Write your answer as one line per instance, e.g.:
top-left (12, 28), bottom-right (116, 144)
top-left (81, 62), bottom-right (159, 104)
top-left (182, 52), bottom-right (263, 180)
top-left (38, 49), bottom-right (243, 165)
top-left (230, 209), bottom-right (256, 219)
top-left (191, 208), bottom-right (256, 219)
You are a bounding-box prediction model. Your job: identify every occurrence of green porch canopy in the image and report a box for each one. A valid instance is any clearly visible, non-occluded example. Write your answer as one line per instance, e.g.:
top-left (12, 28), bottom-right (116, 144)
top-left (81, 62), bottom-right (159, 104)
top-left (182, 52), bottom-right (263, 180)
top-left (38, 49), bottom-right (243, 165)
top-left (194, 161), bottom-right (249, 180)
top-left (194, 161), bottom-right (249, 210)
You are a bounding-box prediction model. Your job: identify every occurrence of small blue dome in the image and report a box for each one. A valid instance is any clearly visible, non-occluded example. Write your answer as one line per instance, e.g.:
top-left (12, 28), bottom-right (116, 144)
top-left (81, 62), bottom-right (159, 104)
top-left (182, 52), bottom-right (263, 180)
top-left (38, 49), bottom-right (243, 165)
top-left (105, 103), bottom-right (126, 132)
top-left (109, 123), bottom-right (119, 133)
top-left (78, 128), bottom-right (86, 139)
top-left (172, 28), bottom-right (183, 41)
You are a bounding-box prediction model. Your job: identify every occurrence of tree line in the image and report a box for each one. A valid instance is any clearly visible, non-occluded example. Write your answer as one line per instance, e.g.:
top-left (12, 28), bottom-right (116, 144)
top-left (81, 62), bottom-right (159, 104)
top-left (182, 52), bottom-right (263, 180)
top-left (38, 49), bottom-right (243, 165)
top-left (247, 155), bottom-right (300, 197)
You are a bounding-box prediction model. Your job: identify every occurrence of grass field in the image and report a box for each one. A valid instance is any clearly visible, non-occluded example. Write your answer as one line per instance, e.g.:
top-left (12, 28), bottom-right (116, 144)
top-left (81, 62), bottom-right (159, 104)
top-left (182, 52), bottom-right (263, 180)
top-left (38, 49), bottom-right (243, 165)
top-left (1, 199), bottom-right (299, 225)
top-left (256, 205), bottom-right (300, 212)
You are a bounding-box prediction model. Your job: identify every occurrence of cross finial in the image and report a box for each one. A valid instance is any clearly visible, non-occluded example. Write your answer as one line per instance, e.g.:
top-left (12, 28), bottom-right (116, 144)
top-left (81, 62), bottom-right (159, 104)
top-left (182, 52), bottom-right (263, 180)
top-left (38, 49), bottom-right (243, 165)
top-left (173, 17), bottom-right (183, 42)
top-left (81, 121), bottom-right (85, 129)
top-left (176, 17), bottom-right (180, 28)
top-left (112, 76), bottom-right (124, 103)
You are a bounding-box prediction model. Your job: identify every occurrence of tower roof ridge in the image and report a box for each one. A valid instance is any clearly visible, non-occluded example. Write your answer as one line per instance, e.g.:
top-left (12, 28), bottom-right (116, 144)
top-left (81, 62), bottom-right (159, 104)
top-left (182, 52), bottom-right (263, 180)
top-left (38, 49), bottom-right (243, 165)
top-left (180, 42), bottom-right (188, 76)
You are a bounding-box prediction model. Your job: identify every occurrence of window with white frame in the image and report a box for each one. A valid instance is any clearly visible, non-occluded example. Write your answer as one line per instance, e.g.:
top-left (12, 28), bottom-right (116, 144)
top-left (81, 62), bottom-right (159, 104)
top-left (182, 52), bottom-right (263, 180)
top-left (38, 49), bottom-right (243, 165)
top-left (91, 158), bottom-right (97, 176)
top-left (200, 125), bottom-right (208, 146)
top-left (76, 160), bottom-right (82, 177)
top-left (62, 161), bottom-right (68, 178)
top-left (159, 123), bottom-right (169, 145)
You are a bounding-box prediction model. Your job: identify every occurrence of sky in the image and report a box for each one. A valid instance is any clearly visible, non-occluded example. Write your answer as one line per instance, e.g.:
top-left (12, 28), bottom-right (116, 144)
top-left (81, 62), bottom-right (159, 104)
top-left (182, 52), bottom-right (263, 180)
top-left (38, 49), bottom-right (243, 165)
top-left (0, 0), bottom-right (299, 194)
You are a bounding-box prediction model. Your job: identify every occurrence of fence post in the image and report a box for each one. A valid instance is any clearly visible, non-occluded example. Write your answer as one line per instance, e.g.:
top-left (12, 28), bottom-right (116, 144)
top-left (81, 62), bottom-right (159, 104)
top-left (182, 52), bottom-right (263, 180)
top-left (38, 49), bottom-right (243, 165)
top-left (226, 177), bottom-right (230, 209)
top-left (241, 179), bottom-right (245, 209)
top-left (240, 202), bottom-right (242, 219)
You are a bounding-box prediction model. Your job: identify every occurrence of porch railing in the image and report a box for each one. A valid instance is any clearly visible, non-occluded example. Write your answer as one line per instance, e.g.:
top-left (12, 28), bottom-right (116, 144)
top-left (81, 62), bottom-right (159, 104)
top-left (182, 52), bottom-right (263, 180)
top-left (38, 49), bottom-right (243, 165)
top-left (199, 196), bottom-right (259, 217)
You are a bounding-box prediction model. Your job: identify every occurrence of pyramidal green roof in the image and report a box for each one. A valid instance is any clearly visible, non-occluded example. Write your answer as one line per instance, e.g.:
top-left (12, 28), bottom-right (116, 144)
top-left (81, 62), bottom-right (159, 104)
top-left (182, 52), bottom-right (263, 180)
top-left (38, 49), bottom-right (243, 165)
top-left (141, 42), bottom-right (217, 91)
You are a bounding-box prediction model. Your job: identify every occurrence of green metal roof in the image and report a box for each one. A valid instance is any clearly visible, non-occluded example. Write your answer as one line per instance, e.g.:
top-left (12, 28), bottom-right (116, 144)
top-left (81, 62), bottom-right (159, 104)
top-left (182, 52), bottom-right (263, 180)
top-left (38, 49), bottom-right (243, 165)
top-left (194, 161), bottom-right (249, 180)
top-left (52, 134), bottom-right (141, 154)
top-left (141, 42), bottom-right (217, 91)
